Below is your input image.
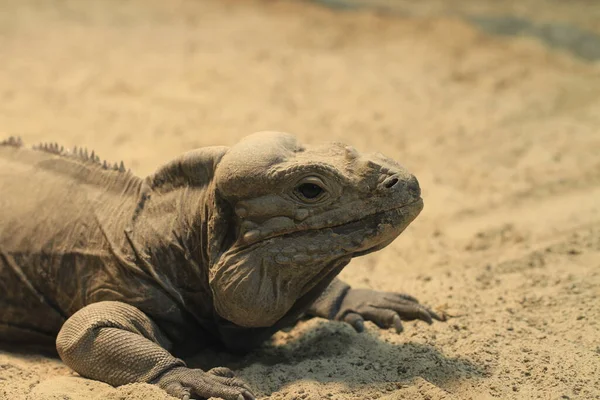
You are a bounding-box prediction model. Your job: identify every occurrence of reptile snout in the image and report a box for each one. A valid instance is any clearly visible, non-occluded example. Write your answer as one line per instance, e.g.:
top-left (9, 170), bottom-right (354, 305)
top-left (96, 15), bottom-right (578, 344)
top-left (380, 174), bottom-right (421, 198)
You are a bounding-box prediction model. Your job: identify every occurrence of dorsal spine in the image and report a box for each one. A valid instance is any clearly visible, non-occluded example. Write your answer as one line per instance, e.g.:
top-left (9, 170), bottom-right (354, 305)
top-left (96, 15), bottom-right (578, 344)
top-left (0, 136), bottom-right (23, 148)
top-left (1, 136), bottom-right (128, 173)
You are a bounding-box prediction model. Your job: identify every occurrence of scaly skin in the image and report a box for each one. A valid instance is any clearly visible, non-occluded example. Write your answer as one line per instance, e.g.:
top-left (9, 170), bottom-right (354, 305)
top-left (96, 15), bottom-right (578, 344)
top-left (0, 132), bottom-right (444, 400)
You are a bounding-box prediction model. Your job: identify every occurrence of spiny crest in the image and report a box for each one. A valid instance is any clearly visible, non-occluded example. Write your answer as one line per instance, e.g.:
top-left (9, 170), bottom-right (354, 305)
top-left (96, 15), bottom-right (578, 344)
top-left (32, 142), bottom-right (128, 173)
top-left (17, 139), bottom-right (128, 173)
top-left (1, 136), bottom-right (24, 148)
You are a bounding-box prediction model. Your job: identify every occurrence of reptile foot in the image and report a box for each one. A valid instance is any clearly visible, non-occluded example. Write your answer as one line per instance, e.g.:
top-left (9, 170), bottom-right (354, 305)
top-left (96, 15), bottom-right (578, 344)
top-left (336, 289), bottom-right (446, 334)
top-left (156, 366), bottom-right (255, 400)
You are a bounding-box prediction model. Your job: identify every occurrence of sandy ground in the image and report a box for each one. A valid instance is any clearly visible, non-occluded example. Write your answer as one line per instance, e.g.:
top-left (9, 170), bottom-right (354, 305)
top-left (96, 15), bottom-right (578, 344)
top-left (1, 0), bottom-right (600, 399)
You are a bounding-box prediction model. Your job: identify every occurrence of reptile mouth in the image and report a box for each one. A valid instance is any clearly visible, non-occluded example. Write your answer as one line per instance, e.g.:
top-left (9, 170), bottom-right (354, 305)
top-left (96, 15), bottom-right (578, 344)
top-left (233, 197), bottom-right (423, 253)
top-left (292, 197), bottom-right (422, 239)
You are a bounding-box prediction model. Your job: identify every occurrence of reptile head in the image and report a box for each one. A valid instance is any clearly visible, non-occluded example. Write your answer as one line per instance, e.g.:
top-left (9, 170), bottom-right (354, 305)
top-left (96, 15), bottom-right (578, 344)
top-left (209, 132), bottom-right (423, 328)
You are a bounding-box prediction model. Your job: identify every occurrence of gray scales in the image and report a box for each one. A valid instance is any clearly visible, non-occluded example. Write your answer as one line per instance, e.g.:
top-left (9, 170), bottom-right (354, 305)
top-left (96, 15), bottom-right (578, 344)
top-left (0, 132), bottom-right (444, 400)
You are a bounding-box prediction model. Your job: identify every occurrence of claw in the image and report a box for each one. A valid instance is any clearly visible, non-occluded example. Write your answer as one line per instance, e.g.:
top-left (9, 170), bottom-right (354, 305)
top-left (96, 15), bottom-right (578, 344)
top-left (242, 390), bottom-right (257, 400)
top-left (414, 303), bottom-right (446, 323)
top-left (430, 310), bottom-right (447, 321)
top-left (354, 318), bottom-right (365, 333)
top-left (418, 308), bottom-right (434, 325)
top-left (343, 312), bottom-right (365, 333)
top-left (392, 314), bottom-right (404, 333)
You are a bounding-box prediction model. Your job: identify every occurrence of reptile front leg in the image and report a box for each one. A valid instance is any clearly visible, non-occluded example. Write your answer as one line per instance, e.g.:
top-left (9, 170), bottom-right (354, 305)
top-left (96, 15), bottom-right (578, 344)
top-left (56, 301), bottom-right (255, 400)
top-left (308, 278), bottom-right (445, 333)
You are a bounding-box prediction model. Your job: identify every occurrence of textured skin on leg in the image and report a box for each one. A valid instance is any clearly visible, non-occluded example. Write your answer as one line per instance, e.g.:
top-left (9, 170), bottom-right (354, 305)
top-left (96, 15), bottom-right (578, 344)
top-left (56, 301), bottom-right (184, 386)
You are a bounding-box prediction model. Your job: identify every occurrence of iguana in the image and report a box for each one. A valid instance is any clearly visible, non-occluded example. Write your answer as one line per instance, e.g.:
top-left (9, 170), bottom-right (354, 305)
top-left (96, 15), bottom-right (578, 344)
top-left (0, 132), bottom-right (444, 400)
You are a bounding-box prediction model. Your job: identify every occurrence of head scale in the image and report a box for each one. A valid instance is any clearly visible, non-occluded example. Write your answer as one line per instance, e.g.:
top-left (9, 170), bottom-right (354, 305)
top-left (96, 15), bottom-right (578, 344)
top-left (207, 131), bottom-right (423, 327)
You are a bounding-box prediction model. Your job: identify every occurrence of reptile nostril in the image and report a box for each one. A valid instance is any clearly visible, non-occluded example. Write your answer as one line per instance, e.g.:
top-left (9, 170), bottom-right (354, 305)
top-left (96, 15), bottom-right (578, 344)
top-left (383, 176), bottom-right (399, 189)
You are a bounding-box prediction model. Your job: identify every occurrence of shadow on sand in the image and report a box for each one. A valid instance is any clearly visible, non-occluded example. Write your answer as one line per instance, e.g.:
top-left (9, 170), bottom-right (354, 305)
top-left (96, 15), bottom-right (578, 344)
top-left (0, 320), bottom-right (485, 397)
top-left (188, 320), bottom-right (485, 396)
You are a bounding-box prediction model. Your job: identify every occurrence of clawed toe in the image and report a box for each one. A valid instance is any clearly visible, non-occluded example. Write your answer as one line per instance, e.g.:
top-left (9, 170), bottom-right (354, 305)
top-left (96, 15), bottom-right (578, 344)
top-left (157, 366), bottom-right (255, 400)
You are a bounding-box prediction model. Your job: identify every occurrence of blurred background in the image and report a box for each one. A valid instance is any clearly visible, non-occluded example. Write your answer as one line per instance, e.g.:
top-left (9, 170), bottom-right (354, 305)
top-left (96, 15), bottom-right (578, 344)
top-left (1, 0), bottom-right (599, 399)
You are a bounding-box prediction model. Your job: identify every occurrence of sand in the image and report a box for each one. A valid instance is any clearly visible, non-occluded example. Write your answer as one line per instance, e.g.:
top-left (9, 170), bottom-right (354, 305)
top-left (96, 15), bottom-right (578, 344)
top-left (0, 0), bottom-right (599, 399)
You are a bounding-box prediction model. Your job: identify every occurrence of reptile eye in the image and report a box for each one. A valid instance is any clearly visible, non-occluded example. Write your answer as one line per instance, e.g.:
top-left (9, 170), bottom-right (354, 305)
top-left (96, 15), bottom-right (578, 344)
top-left (297, 183), bottom-right (323, 199)
top-left (292, 176), bottom-right (330, 204)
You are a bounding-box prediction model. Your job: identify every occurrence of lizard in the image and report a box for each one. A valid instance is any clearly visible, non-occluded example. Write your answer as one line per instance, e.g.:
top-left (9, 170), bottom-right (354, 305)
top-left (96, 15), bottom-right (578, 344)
top-left (0, 131), bottom-right (444, 400)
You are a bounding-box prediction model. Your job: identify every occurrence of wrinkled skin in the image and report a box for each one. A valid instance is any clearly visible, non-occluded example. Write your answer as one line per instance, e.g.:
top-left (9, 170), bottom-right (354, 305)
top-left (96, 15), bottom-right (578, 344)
top-left (0, 133), bottom-right (445, 400)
